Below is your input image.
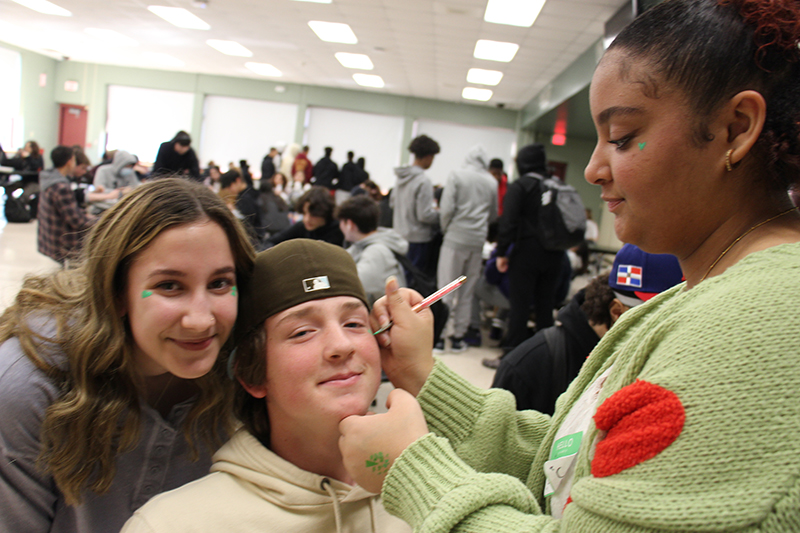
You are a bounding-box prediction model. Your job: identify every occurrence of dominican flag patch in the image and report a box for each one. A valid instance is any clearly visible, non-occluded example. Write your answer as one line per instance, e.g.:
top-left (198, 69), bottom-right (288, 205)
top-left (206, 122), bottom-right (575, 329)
top-left (617, 265), bottom-right (643, 288)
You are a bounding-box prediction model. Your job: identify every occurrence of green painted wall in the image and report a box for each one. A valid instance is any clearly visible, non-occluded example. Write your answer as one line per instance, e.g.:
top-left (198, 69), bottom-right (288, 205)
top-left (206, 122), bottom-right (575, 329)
top-left (4, 43), bottom-right (519, 165)
top-left (8, 43), bottom-right (59, 152)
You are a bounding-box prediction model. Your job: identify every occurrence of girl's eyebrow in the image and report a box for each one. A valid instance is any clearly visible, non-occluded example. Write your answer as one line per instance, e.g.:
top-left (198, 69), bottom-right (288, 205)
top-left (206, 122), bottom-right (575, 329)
top-left (147, 266), bottom-right (235, 279)
top-left (596, 105), bottom-right (644, 126)
top-left (148, 269), bottom-right (185, 279)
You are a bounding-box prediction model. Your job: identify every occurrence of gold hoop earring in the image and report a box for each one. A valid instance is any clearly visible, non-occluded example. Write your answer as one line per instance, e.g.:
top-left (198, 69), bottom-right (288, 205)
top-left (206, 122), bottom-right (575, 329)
top-left (725, 149), bottom-right (735, 172)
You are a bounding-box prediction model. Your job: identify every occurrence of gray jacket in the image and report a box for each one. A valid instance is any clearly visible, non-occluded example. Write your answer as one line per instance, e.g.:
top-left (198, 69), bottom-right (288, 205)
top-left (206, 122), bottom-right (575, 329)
top-left (390, 165), bottom-right (439, 243)
top-left (346, 228), bottom-right (408, 305)
top-left (439, 145), bottom-right (498, 249)
top-left (91, 150), bottom-right (139, 213)
top-left (0, 328), bottom-right (213, 533)
top-left (39, 167), bottom-right (70, 192)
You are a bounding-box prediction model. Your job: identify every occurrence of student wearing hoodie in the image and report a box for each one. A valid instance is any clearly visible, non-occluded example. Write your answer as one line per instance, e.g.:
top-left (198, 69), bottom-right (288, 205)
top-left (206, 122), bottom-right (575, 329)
top-left (391, 135), bottom-right (441, 278)
top-left (337, 196), bottom-right (408, 305)
top-left (122, 239), bottom-right (410, 533)
top-left (36, 146), bottom-right (95, 264)
top-left (90, 150), bottom-right (139, 214)
top-left (496, 144), bottom-right (565, 351)
top-left (436, 145), bottom-right (498, 352)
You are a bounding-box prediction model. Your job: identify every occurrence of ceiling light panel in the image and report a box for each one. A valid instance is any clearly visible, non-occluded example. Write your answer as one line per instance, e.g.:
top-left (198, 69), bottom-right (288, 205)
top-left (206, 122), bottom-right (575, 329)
top-left (462, 87), bottom-right (493, 101)
top-left (484, 0), bottom-right (546, 27)
top-left (84, 28), bottom-right (138, 47)
top-left (353, 73), bottom-right (384, 88)
top-left (467, 68), bottom-right (503, 86)
top-left (308, 21), bottom-right (358, 44)
top-left (335, 52), bottom-right (373, 70)
top-left (147, 6), bottom-right (210, 30)
top-left (10, 0), bottom-right (71, 16)
top-left (206, 39), bottom-right (253, 57)
top-left (246, 62), bottom-right (283, 77)
top-left (142, 52), bottom-right (185, 67)
top-left (473, 39), bottom-right (519, 62)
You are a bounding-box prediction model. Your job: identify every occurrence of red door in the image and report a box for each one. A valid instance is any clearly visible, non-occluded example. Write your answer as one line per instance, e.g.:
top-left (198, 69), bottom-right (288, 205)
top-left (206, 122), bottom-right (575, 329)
top-left (58, 104), bottom-right (88, 148)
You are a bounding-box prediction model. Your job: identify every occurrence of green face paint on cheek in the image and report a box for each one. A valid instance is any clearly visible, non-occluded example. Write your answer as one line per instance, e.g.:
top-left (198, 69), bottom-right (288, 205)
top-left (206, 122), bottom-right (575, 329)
top-left (365, 452), bottom-right (390, 475)
top-left (141, 290), bottom-right (153, 299)
top-left (231, 286), bottom-right (237, 296)
top-left (638, 142), bottom-right (646, 150)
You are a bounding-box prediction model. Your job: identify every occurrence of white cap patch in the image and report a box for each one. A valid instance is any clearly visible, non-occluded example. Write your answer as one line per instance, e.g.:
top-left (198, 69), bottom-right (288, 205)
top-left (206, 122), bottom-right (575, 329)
top-left (303, 276), bottom-right (330, 292)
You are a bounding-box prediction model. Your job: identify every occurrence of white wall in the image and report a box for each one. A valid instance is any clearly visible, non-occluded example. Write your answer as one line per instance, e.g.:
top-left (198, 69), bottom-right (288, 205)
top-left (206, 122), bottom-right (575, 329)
top-left (105, 85), bottom-right (194, 163)
top-left (200, 95), bottom-right (298, 176)
top-left (413, 119), bottom-right (517, 186)
top-left (304, 106), bottom-right (405, 192)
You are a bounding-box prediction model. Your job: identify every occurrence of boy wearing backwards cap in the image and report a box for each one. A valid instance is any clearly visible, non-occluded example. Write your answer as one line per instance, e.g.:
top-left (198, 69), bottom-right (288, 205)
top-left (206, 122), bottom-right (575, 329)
top-left (122, 239), bottom-right (410, 533)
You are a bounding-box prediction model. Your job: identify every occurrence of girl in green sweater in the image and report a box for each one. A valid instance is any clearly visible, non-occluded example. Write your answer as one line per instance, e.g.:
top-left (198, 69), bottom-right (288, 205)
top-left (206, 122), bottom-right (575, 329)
top-left (339, 0), bottom-right (800, 531)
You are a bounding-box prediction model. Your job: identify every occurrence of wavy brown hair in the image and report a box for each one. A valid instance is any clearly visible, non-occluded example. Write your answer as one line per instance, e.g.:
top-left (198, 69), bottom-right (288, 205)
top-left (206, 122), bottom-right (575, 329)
top-left (0, 178), bottom-right (255, 504)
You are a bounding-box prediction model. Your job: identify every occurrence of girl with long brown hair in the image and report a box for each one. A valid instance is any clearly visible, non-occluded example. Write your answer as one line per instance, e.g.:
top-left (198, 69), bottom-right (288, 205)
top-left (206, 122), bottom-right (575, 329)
top-left (0, 178), bottom-right (255, 532)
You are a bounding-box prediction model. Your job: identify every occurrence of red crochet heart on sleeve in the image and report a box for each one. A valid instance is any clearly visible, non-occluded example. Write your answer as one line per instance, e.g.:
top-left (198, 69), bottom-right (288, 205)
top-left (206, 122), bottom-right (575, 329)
top-left (591, 379), bottom-right (685, 478)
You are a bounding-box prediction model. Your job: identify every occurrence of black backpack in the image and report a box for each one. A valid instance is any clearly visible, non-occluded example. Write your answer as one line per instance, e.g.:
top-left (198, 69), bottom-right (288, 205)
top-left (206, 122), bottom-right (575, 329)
top-left (392, 251), bottom-right (449, 344)
top-left (4, 192), bottom-right (31, 223)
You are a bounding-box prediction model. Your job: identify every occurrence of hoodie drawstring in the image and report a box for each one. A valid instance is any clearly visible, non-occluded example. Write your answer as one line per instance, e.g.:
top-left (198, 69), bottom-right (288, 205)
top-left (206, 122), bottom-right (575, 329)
top-left (321, 478), bottom-right (344, 533)
top-left (368, 495), bottom-right (378, 533)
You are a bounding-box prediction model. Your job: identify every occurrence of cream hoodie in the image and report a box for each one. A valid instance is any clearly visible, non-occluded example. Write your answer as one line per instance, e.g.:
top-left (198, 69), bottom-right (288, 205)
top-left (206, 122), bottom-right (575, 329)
top-left (121, 429), bottom-right (410, 533)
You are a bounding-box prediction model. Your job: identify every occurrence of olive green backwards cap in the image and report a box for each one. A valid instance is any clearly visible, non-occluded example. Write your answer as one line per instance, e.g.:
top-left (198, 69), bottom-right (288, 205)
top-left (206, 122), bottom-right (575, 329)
top-left (235, 239), bottom-right (368, 345)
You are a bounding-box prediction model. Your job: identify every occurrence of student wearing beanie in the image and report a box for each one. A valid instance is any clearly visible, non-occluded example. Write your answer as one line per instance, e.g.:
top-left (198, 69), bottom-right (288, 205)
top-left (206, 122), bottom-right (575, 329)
top-left (123, 240), bottom-right (409, 533)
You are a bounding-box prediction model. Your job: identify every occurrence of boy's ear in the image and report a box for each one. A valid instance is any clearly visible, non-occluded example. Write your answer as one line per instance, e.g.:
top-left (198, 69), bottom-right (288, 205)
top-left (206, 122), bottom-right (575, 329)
top-left (609, 298), bottom-right (628, 324)
top-left (237, 377), bottom-right (267, 399)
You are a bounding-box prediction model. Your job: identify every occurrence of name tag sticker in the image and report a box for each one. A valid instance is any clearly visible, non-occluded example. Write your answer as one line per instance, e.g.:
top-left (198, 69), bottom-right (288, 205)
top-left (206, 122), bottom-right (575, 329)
top-left (543, 431), bottom-right (583, 497)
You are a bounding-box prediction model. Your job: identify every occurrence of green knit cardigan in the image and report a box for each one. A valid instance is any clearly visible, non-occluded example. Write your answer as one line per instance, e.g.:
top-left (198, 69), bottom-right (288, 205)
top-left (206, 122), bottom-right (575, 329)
top-left (383, 242), bottom-right (800, 532)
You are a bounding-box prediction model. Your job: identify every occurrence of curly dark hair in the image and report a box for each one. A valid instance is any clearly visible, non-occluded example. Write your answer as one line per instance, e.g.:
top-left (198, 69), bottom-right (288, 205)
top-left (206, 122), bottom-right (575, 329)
top-left (297, 186), bottom-right (335, 222)
top-left (408, 135), bottom-right (441, 159)
top-left (609, 0), bottom-right (800, 192)
top-left (580, 272), bottom-right (616, 328)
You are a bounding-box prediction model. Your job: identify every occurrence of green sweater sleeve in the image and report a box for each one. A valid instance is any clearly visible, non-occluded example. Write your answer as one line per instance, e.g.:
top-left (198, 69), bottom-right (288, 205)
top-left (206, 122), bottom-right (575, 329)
top-left (382, 360), bottom-right (557, 532)
top-left (416, 360), bottom-right (551, 481)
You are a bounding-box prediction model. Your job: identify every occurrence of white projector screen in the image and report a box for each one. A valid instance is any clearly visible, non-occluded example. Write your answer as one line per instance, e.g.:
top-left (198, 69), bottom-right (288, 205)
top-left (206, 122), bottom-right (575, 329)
top-left (200, 95), bottom-right (298, 177)
top-left (106, 85), bottom-right (195, 164)
top-left (304, 107), bottom-right (405, 193)
top-left (413, 119), bottom-right (517, 186)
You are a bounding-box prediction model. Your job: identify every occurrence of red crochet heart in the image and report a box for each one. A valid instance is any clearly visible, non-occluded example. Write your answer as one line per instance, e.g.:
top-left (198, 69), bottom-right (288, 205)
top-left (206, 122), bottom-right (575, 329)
top-left (591, 380), bottom-right (685, 478)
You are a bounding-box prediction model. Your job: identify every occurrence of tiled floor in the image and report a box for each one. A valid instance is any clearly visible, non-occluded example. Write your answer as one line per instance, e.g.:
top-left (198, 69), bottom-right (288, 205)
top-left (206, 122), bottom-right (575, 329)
top-left (0, 214), bottom-right (501, 405)
top-left (0, 218), bottom-right (61, 309)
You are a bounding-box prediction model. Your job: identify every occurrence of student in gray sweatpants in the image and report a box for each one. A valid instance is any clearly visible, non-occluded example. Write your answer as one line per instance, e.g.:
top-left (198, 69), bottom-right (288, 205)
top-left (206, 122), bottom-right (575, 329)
top-left (437, 145), bottom-right (497, 352)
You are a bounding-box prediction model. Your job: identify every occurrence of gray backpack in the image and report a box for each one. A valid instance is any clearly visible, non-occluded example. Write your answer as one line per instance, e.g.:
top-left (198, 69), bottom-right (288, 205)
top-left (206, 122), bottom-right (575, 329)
top-left (533, 174), bottom-right (587, 251)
